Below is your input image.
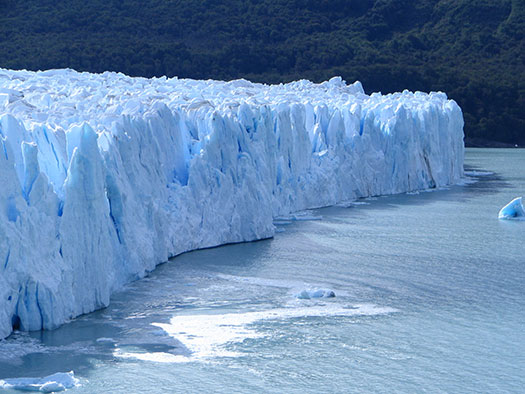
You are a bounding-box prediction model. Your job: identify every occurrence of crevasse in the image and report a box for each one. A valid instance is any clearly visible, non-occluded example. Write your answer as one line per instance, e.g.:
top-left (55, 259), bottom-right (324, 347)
top-left (0, 69), bottom-right (464, 338)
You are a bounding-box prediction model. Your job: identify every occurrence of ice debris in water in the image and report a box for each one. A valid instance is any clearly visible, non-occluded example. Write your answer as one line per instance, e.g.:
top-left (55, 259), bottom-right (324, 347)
top-left (0, 68), bottom-right (464, 338)
top-left (0, 371), bottom-right (79, 392)
top-left (498, 197), bottom-right (525, 220)
top-left (464, 170), bottom-right (493, 177)
top-left (296, 289), bottom-right (336, 299)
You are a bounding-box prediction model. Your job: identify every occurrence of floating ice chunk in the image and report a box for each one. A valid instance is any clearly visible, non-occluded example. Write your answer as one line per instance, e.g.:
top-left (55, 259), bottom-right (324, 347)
top-left (114, 349), bottom-right (190, 363)
top-left (336, 200), bottom-right (355, 208)
top-left (96, 337), bottom-right (116, 343)
top-left (498, 197), bottom-right (525, 220)
top-left (275, 210), bottom-right (323, 221)
top-left (0, 371), bottom-right (79, 392)
top-left (457, 177), bottom-right (478, 186)
top-left (464, 170), bottom-right (494, 177)
top-left (296, 289), bottom-right (336, 299)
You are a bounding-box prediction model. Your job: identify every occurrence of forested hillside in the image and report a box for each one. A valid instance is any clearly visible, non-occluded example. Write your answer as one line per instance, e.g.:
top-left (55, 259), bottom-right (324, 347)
top-left (0, 0), bottom-right (523, 144)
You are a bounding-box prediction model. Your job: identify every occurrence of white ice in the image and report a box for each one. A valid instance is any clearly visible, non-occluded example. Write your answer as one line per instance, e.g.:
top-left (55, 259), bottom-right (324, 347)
top-left (498, 197), bottom-right (525, 220)
top-left (0, 371), bottom-right (79, 392)
top-left (144, 304), bottom-right (396, 362)
top-left (296, 289), bottom-right (336, 299)
top-left (464, 170), bottom-right (493, 177)
top-left (0, 68), bottom-right (464, 338)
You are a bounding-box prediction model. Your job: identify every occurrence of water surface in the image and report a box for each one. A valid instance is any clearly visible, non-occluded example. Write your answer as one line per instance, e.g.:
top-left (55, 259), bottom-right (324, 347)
top-left (1, 148), bottom-right (524, 393)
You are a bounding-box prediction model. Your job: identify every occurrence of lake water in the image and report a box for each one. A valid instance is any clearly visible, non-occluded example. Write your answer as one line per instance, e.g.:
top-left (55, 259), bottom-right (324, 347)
top-left (0, 148), bottom-right (524, 393)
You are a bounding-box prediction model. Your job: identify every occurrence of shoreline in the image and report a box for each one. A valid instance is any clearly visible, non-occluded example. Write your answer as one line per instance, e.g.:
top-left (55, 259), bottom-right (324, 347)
top-left (464, 138), bottom-right (521, 149)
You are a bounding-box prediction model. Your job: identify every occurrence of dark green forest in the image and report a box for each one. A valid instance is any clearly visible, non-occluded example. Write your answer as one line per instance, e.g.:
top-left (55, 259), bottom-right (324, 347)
top-left (0, 0), bottom-right (523, 145)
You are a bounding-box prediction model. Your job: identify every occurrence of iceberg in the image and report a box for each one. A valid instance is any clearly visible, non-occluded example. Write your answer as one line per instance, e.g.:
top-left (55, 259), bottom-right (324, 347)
top-left (0, 69), bottom-right (464, 339)
top-left (498, 197), bottom-right (525, 220)
top-left (296, 289), bottom-right (336, 299)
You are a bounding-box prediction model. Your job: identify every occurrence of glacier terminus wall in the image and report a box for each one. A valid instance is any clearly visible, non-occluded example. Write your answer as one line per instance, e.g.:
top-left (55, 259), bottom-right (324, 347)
top-left (0, 69), bottom-right (464, 338)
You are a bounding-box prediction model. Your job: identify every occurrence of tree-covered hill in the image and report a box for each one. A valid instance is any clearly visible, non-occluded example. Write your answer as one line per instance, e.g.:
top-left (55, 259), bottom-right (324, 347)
top-left (0, 0), bottom-right (523, 144)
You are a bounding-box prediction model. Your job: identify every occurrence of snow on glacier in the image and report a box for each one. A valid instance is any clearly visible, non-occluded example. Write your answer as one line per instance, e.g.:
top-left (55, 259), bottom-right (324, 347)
top-left (0, 69), bottom-right (464, 339)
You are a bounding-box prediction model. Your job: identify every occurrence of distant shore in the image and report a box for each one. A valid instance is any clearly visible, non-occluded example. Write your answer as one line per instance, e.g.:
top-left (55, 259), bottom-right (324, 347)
top-left (464, 138), bottom-right (520, 149)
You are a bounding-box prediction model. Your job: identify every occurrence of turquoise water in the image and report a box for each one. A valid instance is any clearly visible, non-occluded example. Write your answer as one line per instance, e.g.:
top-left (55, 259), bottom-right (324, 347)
top-left (1, 148), bottom-right (524, 393)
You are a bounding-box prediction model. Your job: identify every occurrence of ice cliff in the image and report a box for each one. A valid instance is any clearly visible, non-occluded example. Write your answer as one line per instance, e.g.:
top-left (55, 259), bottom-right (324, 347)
top-left (0, 69), bottom-right (464, 338)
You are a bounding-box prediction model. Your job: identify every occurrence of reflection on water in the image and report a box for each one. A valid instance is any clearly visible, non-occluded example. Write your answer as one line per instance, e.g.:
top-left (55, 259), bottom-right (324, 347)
top-left (0, 149), bottom-right (524, 393)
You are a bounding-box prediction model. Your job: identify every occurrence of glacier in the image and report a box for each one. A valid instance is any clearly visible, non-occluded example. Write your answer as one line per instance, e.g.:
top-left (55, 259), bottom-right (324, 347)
top-left (0, 69), bottom-right (464, 339)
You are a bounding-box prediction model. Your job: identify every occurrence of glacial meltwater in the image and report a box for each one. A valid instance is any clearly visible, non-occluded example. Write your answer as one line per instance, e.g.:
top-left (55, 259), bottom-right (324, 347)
top-left (1, 148), bottom-right (524, 393)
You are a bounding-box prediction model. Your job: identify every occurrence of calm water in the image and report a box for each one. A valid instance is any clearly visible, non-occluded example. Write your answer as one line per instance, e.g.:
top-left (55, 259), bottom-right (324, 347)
top-left (1, 148), bottom-right (524, 393)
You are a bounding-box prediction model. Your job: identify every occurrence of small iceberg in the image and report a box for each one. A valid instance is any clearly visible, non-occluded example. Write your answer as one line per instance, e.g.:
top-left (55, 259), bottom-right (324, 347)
top-left (498, 197), bottom-right (525, 220)
top-left (274, 210), bottom-right (323, 222)
top-left (296, 289), bottom-right (336, 299)
top-left (464, 170), bottom-right (494, 177)
top-left (0, 371), bottom-right (79, 392)
top-left (96, 337), bottom-right (116, 343)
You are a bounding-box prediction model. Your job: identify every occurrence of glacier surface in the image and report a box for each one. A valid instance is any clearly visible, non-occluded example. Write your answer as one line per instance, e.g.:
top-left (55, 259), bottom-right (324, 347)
top-left (0, 69), bottom-right (464, 339)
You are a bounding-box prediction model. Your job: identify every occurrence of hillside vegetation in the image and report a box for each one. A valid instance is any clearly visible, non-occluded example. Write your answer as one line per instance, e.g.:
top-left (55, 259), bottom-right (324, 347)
top-left (0, 0), bottom-right (523, 144)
